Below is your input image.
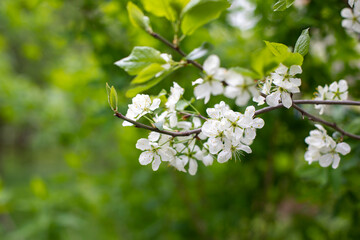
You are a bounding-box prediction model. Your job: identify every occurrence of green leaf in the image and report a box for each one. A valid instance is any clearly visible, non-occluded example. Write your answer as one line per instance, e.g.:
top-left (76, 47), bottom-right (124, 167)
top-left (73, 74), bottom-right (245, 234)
top-left (283, 52), bottom-right (303, 67)
top-left (125, 68), bottom-right (175, 98)
top-left (186, 42), bottom-right (213, 60)
top-left (141, 0), bottom-right (189, 22)
top-left (294, 28), bottom-right (310, 56)
top-left (115, 46), bottom-right (166, 75)
top-left (131, 63), bottom-right (165, 85)
top-left (264, 41), bottom-right (290, 57)
top-left (250, 48), bottom-right (278, 78)
top-left (264, 41), bottom-right (303, 67)
top-left (181, 0), bottom-right (230, 35)
top-left (273, 0), bottom-right (295, 11)
top-left (108, 86), bottom-right (118, 111)
top-left (127, 2), bottom-right (152, 32)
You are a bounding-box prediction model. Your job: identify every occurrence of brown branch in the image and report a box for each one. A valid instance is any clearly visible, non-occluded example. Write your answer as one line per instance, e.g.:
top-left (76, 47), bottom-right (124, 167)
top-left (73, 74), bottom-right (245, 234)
top-left (292, 104), bottom-right (360, 140)
top-left (149, 32), bottom-right (204, 71)
top-left (115, 97), bottom-right (360, 140)
top-left (114, 111), bottom-right (201, 137)
top-left (293, 99), bottom-right (360, 106)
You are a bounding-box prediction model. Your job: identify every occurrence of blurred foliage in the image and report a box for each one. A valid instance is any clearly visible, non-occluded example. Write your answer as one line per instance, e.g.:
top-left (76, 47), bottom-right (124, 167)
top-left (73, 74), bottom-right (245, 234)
top-left (0, 0), bottom-right (360, 239)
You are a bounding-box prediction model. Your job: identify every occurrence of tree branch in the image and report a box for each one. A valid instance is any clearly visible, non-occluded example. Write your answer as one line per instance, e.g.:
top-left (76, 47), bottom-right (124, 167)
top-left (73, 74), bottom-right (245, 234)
top-left (149, 31), bottom-right (204, 71)
top-left (114, 111), bottom-right (201, 137)
top-left (292, 104), bottom-right (360, 140)
top-left (293, 99), bottom-right (360, 106)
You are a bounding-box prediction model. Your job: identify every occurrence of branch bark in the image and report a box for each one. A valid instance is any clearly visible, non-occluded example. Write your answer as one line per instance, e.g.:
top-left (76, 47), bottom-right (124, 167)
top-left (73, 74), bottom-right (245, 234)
top-left (149, 32), bottom-right (204, 71)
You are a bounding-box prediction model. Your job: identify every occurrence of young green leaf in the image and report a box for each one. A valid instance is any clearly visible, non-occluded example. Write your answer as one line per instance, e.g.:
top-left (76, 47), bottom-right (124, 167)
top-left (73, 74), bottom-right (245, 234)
top-left (141, 0), bottom-right (189, 22)
top-left (294, 28), bottom-right (310, 56)
top-left (127, 2), bottom-right (152, 32)
top-left (131, 63), bottom-right (165, 85)
top-left (264, 41), bottom-right (290, 57)
top-left (114, 46), bottom-right (166, 75)
top-left (126, 72), bottom-right (168, 98)
top-left (186, 42), bottom-right (213, 60)
top-left (181, 0), bottom-right (230, 35)
top-left (108, 85), bottom-right (118, 111)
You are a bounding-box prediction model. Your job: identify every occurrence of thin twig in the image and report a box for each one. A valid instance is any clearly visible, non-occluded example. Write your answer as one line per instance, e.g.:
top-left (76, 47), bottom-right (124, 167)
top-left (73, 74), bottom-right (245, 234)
top-left (292, 104), bottom-right (360, 140)
top-left (293, 99), bottom-right (360, 106)
top-left (178, 111), bottom-right (208, 120)
top-left (115, 111), bottom-right (201, 137)
top-left (149, 31), bottom-right (204, 71)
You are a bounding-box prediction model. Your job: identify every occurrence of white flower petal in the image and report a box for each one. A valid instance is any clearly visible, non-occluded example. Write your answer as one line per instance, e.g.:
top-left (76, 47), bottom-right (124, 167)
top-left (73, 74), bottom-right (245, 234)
top-left (217, 150), bottom-right (232, 163)
top-left (149, 98), bottom-right (161, 111)
top-left (136, 138), bottom-right (151, 151)
top-left (139, 151), bottom-right (154, 165)
top-left (266, 91), bottom-right (281, 106)
top-left (148, 132), bottom-right (161, 142)
top-left (341, 8), bottom-right (353, 18)
top-left (319, 154), bottom-right (333, 167)
top-left (188, 159), bottom-right (198, 175)
top-left (204, 55), bottom-right (220, 75)
top-left (289, 65), bottom-right (302, 75)
top-left (335, 142), bottom-right (351, 155)
top-left (331, 154), bottom-right (341, 169)
top-left (281, 92), bottom-right (292, 108)
top-left (152, 155), bottom-right (161, 171)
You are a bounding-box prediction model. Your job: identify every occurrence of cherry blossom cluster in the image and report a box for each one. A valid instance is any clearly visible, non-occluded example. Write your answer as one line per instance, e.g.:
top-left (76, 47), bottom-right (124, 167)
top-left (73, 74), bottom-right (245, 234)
top-left (201, 102), bottom-right (264, 163)
top-left (304, 124), bottom-right (351, 169)
top-left (254, 64), bottom-right (302, 108)
top-left (313, 80), bottom-right (349, 114)
top-left (120, 81), bottom-right (266, 175)
top-left (341, 0), bottom-right (360, 33)
top-left (193, 55), bottom-right (259, 106)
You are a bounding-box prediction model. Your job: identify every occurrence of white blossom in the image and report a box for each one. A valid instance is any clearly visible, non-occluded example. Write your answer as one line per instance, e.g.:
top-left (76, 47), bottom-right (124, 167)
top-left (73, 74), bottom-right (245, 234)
top-left (123, 94), bottom-right (161, 126)
top-left (313, 80), bottom-right (349, 115)
top-left (202, 102), bottom-right (264, 163)
top-left (266, 64), bottom-right (302, 109)
top-left (224, 70), bottom-right (259, 106)
top-left (193, 55), bottom-right (226, 103)
top-left (341, 3), bottom-right (360, 33)
top-left (171, 139), bottom-right (204, 175)
top-left (304, 124), bottom-right (351, 169)
top-left (136, 132), bottom-right (176, 171)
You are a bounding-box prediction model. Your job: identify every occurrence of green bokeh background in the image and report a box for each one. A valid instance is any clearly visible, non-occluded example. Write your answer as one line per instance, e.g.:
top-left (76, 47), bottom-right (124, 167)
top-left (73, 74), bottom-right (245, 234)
top-left (1, 0), bottom-right (360, 239)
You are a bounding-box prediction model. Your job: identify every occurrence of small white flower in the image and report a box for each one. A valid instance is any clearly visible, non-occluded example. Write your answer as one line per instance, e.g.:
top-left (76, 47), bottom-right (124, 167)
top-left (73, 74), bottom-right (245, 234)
top-left (304, 124), bottom-right (351, 169)
top-left (136, 132), bottom-right (175, 171)
top-left (313, 80), bottom-right (349, 115)
top-left (193, 55), bottom-right (226, 103)
top-left (328, 79), bottom-right (348, 100)
top-left (123, 94), bottom-right (161, 126)
top-left (224, 70), bottom-right (259, 106)
top-left (341, 3), bottom-right (360, 33)
top-left (265, 64), bottom-right (302, 109)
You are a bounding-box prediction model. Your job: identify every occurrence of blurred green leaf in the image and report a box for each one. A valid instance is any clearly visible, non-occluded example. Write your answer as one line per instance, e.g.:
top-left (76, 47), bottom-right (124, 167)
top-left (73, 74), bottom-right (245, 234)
top-left (181, 0), bottom-right (230, 35)
top-left (127, 2), bottom-right (152, 32)
top-left (115, 46), bottom-right (166, 75)
top-left (294, 28), bottom-right (310, 56)
top-left (141, 0), bottom-right (189, 22)
top-left (131, 63), bottom-right (165, 85)
top-left (126, 71), bottom-right (169, 98)
top-left (30, 177), bottom-right (48, 200)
